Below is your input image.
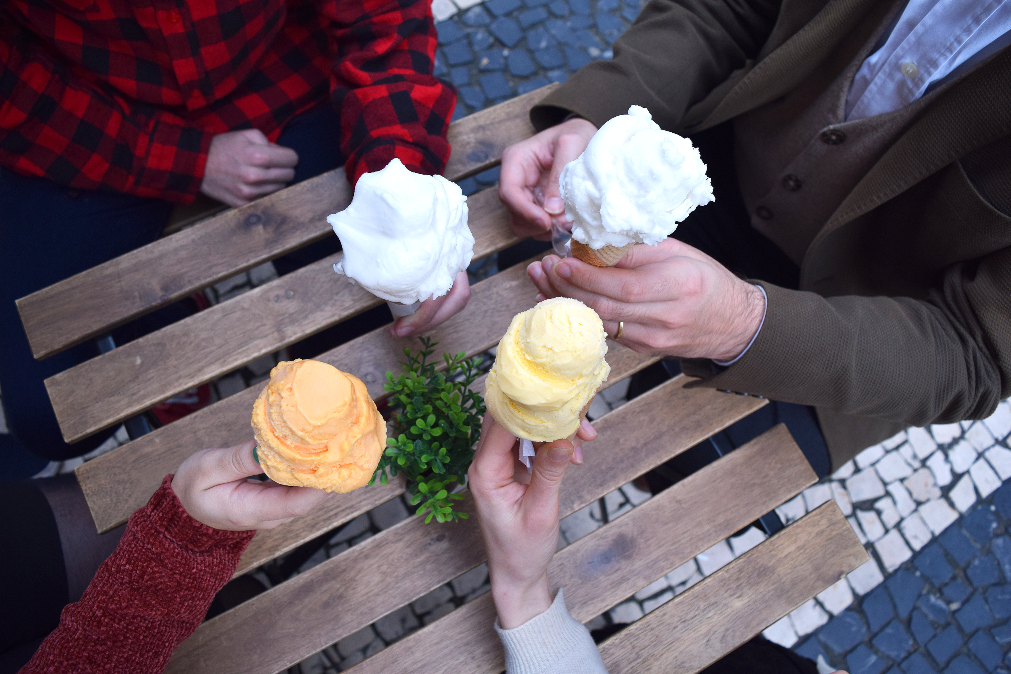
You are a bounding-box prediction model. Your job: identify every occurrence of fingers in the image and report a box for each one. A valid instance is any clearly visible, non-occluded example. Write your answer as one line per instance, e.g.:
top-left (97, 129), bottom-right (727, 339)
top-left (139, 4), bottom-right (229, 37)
top-left (499, 143), bottom-right (553, 237)
top-left (524, 440), bottom-right (573, 513)
top-left (234, 480), bottom-right (331, 526)
top-left (576, 417), bottom-right (597, 441)
top-left (543, 131), bottom-right (589, 221)
top-left (255, 143), bottom-right (299, 169)
top-left (389, 272), bottom-right (472, 337)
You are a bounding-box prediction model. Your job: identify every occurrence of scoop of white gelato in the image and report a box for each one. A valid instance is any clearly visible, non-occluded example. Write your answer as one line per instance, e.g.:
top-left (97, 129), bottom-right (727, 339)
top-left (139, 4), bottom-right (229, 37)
top-left (328, 159), bottom-right (473, 304)
top-left (559, 105), bottom-right (714, 248)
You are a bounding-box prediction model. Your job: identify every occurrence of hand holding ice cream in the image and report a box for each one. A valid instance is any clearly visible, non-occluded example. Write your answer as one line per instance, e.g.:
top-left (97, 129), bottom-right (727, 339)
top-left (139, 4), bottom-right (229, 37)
top-left (485, 298), bottom-right (610, 443)
top-left (560, 106), bottom-right (713, 266)
top-left (251, 359), bottom-right (387, 493)
top-left (328, 159), bottom-right (474, 335)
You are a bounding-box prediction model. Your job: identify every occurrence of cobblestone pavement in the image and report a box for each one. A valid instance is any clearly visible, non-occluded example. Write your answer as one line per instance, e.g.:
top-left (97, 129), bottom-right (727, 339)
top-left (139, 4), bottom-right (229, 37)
top-left (6, 1), bottom-right (1009, 671)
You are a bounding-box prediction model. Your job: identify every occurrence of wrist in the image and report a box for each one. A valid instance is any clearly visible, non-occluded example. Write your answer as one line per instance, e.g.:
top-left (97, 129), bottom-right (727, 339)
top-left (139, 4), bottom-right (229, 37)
top-left (713, 282), bottom-right (766, 362)
top-left (491, 572), bottom-right (553, 629)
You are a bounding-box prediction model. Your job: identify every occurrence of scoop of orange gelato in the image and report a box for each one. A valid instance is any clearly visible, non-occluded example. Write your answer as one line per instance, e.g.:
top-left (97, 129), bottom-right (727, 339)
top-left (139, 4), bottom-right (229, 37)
top-left (251, 359), bottom-right (387, 493)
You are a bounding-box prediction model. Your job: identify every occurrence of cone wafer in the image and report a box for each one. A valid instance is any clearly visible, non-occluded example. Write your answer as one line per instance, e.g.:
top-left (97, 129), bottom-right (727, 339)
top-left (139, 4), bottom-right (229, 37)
top-left (570, 239), bottom-right (633, 267)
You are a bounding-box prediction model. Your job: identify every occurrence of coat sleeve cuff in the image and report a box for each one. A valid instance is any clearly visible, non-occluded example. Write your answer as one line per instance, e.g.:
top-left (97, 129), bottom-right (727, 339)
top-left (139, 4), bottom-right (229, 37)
top-left (495, 589), bottom-right (607, 674)
top-left (136, 476), bottom-right (255, 555)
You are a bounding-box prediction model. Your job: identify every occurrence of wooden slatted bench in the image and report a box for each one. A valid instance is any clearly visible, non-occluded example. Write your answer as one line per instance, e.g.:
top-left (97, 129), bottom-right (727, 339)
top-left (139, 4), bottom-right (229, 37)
top-left (16, 84), bottom-right (867, 673)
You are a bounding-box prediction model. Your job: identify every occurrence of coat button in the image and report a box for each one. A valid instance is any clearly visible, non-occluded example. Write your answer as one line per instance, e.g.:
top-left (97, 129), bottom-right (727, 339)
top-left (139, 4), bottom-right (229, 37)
top-left (755, 205), bottom-right (773, 220)
top-left (781, 174), bottom-right (803, 191)
top-left (821, 129), bottom-right (846, 145)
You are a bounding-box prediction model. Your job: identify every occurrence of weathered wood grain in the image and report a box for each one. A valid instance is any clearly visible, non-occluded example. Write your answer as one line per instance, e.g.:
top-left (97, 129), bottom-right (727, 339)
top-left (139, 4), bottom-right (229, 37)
top-left (165, 378), bottom-right (771, 674)
top-left (75, 257), bottom-right (660, 535)
top-left (599, 503), bottom-right (867, 673)
top-left (16, 85), bottom-right (556, 361)
top-left (48, 187), bottom-right (518, 444)
top-left (340, 424), bottom-right (816, 674)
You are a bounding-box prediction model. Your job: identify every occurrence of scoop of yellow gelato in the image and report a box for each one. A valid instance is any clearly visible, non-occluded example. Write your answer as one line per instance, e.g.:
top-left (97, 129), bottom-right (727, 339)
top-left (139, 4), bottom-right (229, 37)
top-left (485, 297), bottom-right (610, 441)
top-left (251, 359), bottom-right (387, 493)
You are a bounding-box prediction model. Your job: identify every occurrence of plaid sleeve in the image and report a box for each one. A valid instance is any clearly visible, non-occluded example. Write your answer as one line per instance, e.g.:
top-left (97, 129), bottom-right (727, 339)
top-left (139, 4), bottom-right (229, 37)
top-left (321, 0), bottom-right (457, 183)
top-left (0, 28), bottom-right (214, 203)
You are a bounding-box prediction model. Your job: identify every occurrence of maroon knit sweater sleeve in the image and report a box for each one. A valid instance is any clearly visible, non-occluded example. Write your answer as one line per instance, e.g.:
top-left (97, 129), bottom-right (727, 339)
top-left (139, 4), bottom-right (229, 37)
top-left (20, 476), bottom-right (256, 674)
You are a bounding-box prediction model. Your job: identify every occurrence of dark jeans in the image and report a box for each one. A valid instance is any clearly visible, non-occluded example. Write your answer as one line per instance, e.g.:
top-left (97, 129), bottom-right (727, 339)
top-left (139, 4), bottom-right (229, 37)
top-left (650, 124), bottom-right (831, 484)
top-left (0, 103), bottom-right (346, 478)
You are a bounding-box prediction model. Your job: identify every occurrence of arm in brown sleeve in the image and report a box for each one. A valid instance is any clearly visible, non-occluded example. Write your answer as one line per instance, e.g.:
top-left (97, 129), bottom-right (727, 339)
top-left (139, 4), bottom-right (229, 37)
top-left (531, 0), bottom-right (782, 131)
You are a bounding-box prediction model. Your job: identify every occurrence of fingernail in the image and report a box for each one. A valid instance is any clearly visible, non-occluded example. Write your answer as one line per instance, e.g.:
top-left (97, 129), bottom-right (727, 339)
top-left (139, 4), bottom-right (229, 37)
top-left (535, 293), bottom-right (547, 302)
top-left (554, 261), bottom-right (571, 279)
top-left (547, 444), bottom-right (573, 463)
top-left (580, 418), bottom-right (597, 439)
top-left (573, 445), bottom-right (584, 464)
top-left (544, 197), bottom-right (564, 214)
top-left (527, 262), bottom-right (543, 281)
top-left (396, 326), bottom-right (414, 337)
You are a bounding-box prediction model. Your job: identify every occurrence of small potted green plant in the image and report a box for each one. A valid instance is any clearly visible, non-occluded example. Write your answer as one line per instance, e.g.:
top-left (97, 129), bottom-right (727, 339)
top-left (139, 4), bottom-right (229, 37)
top-left (369, 338), bottom-right (486, 523)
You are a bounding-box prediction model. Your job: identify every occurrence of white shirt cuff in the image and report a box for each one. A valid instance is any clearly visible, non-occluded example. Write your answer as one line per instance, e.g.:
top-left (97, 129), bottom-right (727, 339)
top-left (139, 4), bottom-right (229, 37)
top-left (712, 284), bottom-right (767, 367)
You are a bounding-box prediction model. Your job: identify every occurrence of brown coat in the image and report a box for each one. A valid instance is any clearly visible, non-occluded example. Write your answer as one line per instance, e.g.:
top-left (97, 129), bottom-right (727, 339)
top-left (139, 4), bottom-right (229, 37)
top-left (532, 0), bottom-right (1011, 468)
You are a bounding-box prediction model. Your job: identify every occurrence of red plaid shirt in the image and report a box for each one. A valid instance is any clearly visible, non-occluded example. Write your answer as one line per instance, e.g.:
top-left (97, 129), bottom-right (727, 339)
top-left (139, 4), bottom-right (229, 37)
top-left (0, 0), bottom-right (456, 203)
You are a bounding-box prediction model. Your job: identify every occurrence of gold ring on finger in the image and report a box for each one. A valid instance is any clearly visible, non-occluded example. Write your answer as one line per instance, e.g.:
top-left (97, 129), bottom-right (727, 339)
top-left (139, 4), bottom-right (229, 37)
top-left (615, 321), bottom-right (624, 340)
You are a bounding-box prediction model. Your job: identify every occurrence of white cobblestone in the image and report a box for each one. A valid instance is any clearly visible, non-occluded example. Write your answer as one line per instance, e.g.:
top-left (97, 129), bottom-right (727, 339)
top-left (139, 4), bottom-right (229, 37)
top-left (875, 529), bottom-right (913, 572)
top-left (763, 616), bottom-right (798, 648)
top-left (899, 512), bottom-right (932, 551)
top-left (634, 577), bottom-right (671, 601)
top-left (642, 590), bottom-right (674, 614)
top-left (874, 497), bottom-right (901, 529)
top-left (729, 527), bottom-right (767, 557)
top-left (816, 578), bottom-right (855, 616)
top-left (671, 570), bottom-right (703, 595)
top-left (696, 539), bottom-right (733, 576)
top-left (983, 401), bottom-right (1011, 440)
top-left (847, 558), bottom-right (885, 595)
top-left (887, 481), bottom-right (917, 518)
top-left (855, 444), bottom-right (885, 469)
top-left (856, 509), bottom-right (885, 542)
top-left (969, 458), bottom-right (1001, 498)
top-left (882, 431), bottom-right (907, 450)
top-left (609, 600), bottom-right (644, 624)
top-left (964, 423), bottom-right (995, 453)
top-left (949, 474), bottom-right (977, 513)
top-left (904, 468), bottom-right (941, 502)
top-left (560, 502), bottom-right (601, 543)
top-left (919, 499), bottom-right (959, 534)
top-left (803, 484), bottom-right (833, 511)
top-left (248, 261), bottom-right (278, 286)
top-left (907, 427), bottom-right (937, 460)
top-left (831, 460), bottom-right (855, 480)
top-left (431, 0), bottom-right (458, 20)
top-left (789, 599), bottom-right (830, 636)
top-left (832, 482), bottom-right (853, 516)
top-left (599, 378), bottom-right (630, 404)
top-left (984, 446), bottom-right (1011, 480)
top-left (775, 494), bottom-right (807, 525)
top-left (898, 444), bottom-right (922, 469)
top-left (925, 451), bottom-right (953, 487)
top-left (948, 440), bottom-right (978, 474)
top-left (665, 559), bottom-right (699, 587)
top-left (586, 394), bottom-right (611, 421)
top-left (930, 423), bottom-right (963, 444)
top-left (875, 453), bottom-right (914, 482)
top-left (847, 469), bottom-right (886, 503)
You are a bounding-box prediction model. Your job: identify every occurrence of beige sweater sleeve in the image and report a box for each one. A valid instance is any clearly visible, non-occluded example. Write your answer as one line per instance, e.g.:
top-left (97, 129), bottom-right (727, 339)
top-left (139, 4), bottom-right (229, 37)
top-left (495, 589), bottom-right (608, 674)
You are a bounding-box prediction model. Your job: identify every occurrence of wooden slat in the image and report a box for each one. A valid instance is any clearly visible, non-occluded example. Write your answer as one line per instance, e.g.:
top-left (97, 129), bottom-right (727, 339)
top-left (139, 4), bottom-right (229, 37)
top-left (599, 503), bottom-right (867, 673)
top-left (48, 187), bottom-right (518, 444)
top-left (74, 257), bottom-right (658, 535)
top-left (339, 424), bottom-right (817, 674)
top-left (16, 84), bottom-right (556, 361)
top-left (165, 378), bottom-right (772, 674)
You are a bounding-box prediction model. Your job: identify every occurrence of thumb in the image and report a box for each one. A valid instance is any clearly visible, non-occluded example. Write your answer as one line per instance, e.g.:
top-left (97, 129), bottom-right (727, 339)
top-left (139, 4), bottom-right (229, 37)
top-left (212, 440), bottom-right (263, 486)
top-left (524, 440), bottom-right (573, 511)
